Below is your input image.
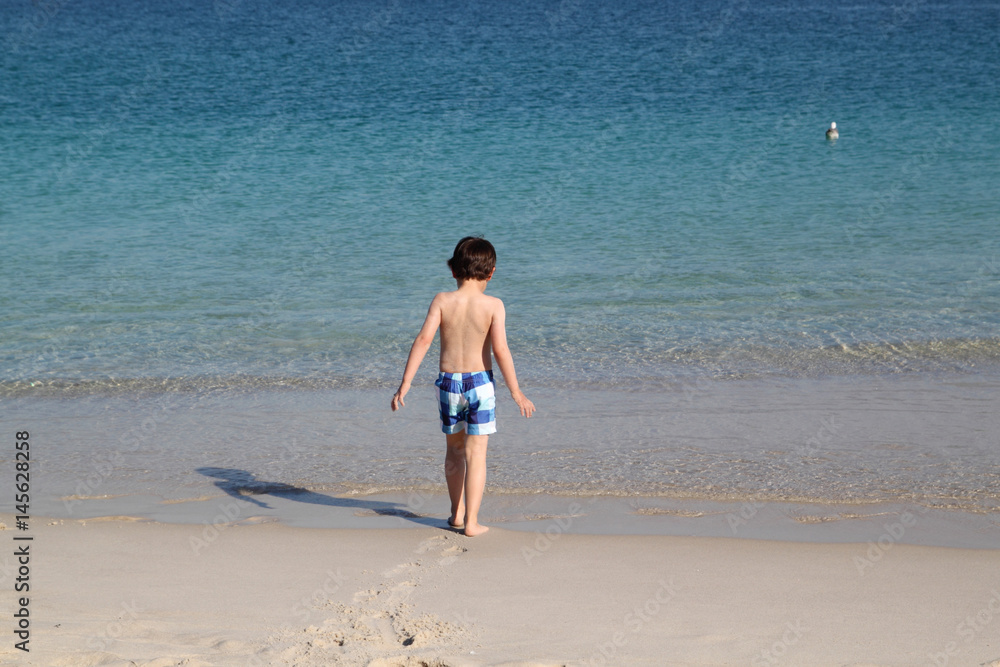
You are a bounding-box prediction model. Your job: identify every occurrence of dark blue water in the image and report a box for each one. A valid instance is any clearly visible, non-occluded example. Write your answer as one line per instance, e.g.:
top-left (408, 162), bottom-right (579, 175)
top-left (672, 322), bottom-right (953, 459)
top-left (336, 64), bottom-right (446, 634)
top-left (2, 0), bottom-right (999, 392)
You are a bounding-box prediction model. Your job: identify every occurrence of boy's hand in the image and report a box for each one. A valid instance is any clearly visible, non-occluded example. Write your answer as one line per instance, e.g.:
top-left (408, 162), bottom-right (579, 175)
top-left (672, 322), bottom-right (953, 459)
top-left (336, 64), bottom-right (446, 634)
top-left (391, 386), bottom-right (408, 411)
top-left (510, 389), bottom-right (535, 418)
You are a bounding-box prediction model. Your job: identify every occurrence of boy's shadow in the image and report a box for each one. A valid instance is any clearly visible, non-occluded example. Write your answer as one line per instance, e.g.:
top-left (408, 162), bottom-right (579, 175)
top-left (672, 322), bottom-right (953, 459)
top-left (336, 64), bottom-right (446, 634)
top-left (196, 467), bottom-right (444, 529)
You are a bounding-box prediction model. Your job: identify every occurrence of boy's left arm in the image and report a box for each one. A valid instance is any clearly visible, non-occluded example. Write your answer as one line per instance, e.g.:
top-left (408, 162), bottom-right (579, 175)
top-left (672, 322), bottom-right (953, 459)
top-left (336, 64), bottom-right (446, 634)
top-left (489, 300), bottom-right (535, 418)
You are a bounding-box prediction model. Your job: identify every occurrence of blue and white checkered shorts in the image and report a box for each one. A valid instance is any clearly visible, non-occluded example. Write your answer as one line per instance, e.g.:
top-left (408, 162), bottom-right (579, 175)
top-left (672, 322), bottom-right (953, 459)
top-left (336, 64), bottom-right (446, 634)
top-left (435, 370), bottom-right (497, 435)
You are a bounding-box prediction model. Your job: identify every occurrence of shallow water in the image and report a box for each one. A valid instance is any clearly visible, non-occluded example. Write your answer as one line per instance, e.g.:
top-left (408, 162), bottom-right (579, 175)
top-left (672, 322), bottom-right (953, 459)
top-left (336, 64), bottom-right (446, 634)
top-left (12, 374), bottom-right (999, 515)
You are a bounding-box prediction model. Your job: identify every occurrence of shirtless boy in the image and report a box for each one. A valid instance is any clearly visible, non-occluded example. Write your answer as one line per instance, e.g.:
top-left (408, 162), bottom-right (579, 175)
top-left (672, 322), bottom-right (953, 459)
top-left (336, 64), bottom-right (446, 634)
top-left (390, 237), bottom-right (535, 537)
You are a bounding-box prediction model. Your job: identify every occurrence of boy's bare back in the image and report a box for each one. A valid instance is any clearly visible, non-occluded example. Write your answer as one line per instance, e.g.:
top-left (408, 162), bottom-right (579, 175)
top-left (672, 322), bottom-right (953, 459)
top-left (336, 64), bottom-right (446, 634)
top-left (433, 286), bottom-right (503, 374)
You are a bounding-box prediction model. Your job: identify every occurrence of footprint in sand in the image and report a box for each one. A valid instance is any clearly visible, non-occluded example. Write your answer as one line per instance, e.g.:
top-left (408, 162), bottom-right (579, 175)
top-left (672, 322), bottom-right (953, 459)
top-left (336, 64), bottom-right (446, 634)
top-left (274, 532), bottom-right (477, 662)
top-left (382, 561), bottom-right (420, 578)
top-left (391, 580), bottom-right (418, 593)
top-left (415, 535), bottom-right (447, 554)
top-left (438, 544), bottom-right (467, 566)
top-left (352, 588), bottom-right (380, 603)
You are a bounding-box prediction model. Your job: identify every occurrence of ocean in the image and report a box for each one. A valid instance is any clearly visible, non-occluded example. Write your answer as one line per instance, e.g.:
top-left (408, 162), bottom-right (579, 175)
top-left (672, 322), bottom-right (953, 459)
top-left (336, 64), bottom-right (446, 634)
top-left (2, 0), bottom-right (998, 538)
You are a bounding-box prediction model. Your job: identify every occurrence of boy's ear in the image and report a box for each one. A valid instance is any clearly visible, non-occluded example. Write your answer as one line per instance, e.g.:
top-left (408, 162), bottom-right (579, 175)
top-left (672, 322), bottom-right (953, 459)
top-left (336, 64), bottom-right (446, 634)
top-left (488, 267), bottom-right (496, 280)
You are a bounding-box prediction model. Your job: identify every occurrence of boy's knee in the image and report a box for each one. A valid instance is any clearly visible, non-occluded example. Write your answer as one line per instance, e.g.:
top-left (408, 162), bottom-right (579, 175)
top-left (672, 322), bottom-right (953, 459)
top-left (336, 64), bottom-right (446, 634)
top-left (464, 436), bottom-right (488, 456)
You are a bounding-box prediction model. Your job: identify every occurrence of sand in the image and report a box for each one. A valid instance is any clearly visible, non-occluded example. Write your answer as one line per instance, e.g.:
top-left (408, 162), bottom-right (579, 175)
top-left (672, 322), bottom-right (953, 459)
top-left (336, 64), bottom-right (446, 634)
top-left (2, 514), bottom-right (999, 666)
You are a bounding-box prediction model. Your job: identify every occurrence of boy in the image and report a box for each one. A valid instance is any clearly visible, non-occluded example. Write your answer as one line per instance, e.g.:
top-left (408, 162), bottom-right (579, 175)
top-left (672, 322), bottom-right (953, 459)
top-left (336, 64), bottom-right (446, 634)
top-left (391, 237), bottom-right (535, 537)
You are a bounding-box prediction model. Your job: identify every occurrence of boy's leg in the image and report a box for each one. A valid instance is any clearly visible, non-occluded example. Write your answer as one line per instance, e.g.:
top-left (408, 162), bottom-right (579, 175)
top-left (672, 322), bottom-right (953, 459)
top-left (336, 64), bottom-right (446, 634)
top-left (462, 434), bottom-right (489, 536)
top-left (444, 432), bottom-right (466, 527)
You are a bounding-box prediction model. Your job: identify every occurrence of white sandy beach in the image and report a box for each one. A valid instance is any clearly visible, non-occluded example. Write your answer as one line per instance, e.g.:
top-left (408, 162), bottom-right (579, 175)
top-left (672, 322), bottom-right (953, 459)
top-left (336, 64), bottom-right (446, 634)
top-left (2, 515), bottom-right (999, 666)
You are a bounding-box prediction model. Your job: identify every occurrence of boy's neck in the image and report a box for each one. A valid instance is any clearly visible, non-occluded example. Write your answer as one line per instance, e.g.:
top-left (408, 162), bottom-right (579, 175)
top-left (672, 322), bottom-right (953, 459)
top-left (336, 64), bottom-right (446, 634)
top-left (455, 277), bottom-right (490, 293)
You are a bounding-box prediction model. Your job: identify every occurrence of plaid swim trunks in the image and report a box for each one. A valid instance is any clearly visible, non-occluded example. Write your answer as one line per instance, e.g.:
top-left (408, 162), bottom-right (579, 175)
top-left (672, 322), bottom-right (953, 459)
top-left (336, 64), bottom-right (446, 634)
top-left (435, 370), bottom-right (497, 435)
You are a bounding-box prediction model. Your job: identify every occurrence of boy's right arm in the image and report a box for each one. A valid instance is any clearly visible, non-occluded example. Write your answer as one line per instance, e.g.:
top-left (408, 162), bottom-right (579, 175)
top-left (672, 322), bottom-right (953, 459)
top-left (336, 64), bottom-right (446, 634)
top-left (391, 296), bottom-right (442, 411)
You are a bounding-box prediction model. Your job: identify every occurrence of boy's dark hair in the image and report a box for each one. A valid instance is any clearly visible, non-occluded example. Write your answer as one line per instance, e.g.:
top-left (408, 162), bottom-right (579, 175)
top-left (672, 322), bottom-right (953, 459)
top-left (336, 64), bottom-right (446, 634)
top-left (448, 236), bottom-right (496, 280)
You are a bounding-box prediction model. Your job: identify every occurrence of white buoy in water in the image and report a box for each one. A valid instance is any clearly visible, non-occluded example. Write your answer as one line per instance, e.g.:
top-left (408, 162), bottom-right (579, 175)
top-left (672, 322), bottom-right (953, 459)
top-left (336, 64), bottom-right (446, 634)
top-left (826, 122), bottom-right (839, 140)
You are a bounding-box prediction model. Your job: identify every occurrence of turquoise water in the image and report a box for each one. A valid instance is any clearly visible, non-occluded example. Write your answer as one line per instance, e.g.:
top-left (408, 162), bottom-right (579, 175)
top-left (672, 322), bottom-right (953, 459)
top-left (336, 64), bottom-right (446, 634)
top-left (2, 0), bottom-right (999, 392)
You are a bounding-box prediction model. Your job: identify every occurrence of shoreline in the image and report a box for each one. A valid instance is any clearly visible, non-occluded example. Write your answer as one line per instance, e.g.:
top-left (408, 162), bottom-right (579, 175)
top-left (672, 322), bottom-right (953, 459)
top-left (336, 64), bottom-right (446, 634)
top-left (4, 514), bottom-right (999, 666)
top-left (6, 371), bottom-right (999, 552)
top-left (29, 490), bottom-right (1000, 550)
top-left (7, 372), bottom-right (999, 512)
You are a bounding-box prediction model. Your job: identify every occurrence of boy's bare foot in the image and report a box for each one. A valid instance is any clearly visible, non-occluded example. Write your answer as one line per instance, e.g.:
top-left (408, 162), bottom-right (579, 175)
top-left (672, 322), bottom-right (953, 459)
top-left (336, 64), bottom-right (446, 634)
top-left (447, 517), bottom-right (465, 530)
top-left (464, 524), bottom-right (489, 537)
